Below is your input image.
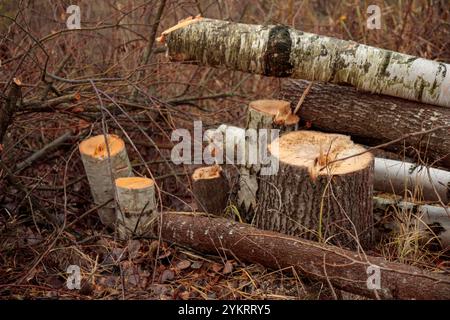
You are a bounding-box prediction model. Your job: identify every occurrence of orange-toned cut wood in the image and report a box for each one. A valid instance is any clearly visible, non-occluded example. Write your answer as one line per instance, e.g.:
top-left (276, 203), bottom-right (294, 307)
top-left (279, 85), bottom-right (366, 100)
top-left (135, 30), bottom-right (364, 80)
top-left (115, 177), bottom-right (154, 189)
top-left (79, 134), bottom-right (125, 159)
top-left (249, 99), bottom-right (299, 125)
top-left (192, 165), bottom-right (222, 180)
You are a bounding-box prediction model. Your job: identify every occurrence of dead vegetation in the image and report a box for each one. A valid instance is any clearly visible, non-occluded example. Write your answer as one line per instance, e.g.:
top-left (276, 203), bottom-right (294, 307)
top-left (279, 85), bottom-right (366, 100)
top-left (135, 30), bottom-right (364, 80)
top-left (0, 0), bottom-right (449, 300)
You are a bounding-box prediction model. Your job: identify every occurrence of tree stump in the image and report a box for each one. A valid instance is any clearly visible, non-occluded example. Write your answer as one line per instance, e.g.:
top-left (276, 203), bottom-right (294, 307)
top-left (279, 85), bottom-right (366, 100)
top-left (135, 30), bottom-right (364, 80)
top-left (255, 130), bottom-right (374, 248)
top-left (238, 99), bottom-right (298, 222)
top-left (192, 165), bottom-right (230, 216)
top-left (79, 134), bottom-right (132, 227)
top-left (115, 177), bottom-right (157, 239)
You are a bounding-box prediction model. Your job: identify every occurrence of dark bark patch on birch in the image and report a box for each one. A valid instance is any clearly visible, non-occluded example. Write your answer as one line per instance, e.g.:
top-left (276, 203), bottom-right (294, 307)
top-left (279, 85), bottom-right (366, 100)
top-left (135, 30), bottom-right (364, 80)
top-left (264, 25), bottom-right (293, 77)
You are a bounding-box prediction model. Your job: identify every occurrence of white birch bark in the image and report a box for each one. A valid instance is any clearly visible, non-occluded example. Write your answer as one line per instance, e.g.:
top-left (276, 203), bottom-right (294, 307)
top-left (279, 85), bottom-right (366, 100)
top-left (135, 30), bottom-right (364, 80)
top-left (165, 18), bottom-right (450, 108)
top-left (79, 134), bottom-right (133, 226)
top-left (374, 158), bottom-right (449, 202)
top-left (115, 177), bottom-right (157, 239)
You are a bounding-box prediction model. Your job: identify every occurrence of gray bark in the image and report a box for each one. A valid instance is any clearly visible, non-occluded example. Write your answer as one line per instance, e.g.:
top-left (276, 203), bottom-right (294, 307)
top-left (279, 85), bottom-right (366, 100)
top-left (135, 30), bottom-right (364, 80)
top-left (281, 80), bottom-right (450, 168)
top-left (165, 18), bottom-right (450, 108)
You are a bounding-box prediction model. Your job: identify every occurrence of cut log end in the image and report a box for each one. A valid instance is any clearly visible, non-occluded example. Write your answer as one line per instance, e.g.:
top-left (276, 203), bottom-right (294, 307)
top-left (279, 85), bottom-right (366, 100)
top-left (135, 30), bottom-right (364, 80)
top-left (270, 130), bottom-right (373, 179)
top-left (115, 176), bottom-right (154, 189)
top-left (79, 134), bottom-right (125, 159)
top-left (249, 99), bottom-right (299, 126)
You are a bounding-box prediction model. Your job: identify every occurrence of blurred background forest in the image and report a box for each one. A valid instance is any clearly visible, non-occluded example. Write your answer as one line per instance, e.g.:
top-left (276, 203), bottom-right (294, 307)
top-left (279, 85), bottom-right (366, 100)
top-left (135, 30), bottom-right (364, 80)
top-left (0, 0), bottom-right (449, 299)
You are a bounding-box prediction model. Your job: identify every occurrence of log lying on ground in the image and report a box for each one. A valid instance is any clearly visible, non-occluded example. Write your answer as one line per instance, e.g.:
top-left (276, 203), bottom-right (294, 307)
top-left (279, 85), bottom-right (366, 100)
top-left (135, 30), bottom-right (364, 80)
top-left (192, 165), bottom-right (230, 215)
top-left (281, 80), bottom-right (450, 169)
top-left (115, 177), bottom-right (157, 239)
top-left (255, 130), bottom-right (374, 248)
top-left (79, 134), bottom-right (133, 226)
top-left (374, 158), bottom-right (450, 203)
top-left (155, 212), bottom-right (450, 299)
top-left (374, 195), bottom-right (450, 248)
top-left (163, 18), bottom-right (450, 108)
top-left (238, 100), bottom-right (298, 221)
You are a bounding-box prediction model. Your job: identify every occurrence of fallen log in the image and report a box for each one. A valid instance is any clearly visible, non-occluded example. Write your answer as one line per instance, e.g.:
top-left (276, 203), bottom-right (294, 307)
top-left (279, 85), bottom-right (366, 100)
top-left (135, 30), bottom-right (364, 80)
top-left (374, 195), bottom-right (450, 249)
top-left (281, 80), bottom-right (450, 169)
top-left (255, 130), bottom-right (374, 249)
top-left (374, 158), bottom-right (449, 203)
top-left (162, 18), bottom-right (450, 108)
top-left (152, 212), bottom-right (450, 300)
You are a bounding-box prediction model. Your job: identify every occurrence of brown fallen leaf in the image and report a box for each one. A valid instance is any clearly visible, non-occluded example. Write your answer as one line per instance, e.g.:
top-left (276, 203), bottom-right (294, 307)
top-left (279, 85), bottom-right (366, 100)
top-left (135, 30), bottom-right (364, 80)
top-left (160, 269), bottom-right (174, 283)
top-left (176, 260), bottom-right (191, 270)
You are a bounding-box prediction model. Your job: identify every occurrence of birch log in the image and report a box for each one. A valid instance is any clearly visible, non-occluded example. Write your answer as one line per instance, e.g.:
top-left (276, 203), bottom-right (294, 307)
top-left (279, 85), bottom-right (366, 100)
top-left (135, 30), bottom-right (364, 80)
top-left (238, 100), bottom-right (298, 222)
top-left (255, 130), bottom-right (374, 249)
top-left (115, 177), bottom-right (157, 239)
top-left (374, 196), bottom-right (450, 249)
top-left (154, 212), bottom-right (450, 300)
top-left (281, 80), bottom-right (450, 168)
top-left (79, 134), bottom-right (133, 226)
top-left (374, 158), bottom-right (450, 203)
top-left (164, 18), bottom-right (450, 108)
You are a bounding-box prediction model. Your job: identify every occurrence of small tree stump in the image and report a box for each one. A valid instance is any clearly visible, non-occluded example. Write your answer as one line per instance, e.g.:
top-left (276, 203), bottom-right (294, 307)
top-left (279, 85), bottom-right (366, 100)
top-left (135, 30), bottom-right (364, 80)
top-left (255, 130), bottom-right (374, 248)
top-left (238, 99), bottom-right (299, 222)
top-left (79, 134), bottom-right (132, 227)
top-left (192, 165), bottom-right (230, 215)
top-left (115, 177), bottom-right (157, 239)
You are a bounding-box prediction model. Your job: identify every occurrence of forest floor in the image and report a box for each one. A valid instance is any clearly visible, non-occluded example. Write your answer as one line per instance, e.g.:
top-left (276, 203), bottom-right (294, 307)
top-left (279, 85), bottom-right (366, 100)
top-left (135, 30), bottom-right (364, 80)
top-left (0, 0), bottom-right (449, 299)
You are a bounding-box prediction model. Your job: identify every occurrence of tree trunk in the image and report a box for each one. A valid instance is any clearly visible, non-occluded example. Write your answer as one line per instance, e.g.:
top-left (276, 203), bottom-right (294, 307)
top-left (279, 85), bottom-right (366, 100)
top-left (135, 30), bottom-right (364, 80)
top-left (79, 134), bottom-right (133, 226)
top-left (153, 212), bottom-right (450, 300)
top-left (255, 130), bottom-right (374, 249)
top-left (281, 80), bottom-right (450, 168)
top-left (163, 18), bottom-right (450, 108)
top-left (192, 165), bottom-right (230, 215)
top-left (238, 100), bottom-right (298, 222)
top-left (115, 177), bottom-right (157, 239)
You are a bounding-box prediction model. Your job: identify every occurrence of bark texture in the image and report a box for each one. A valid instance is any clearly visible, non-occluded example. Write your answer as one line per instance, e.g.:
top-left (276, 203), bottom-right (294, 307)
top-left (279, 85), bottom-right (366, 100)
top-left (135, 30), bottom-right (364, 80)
top-left (154, 212), bottom-right (450, 300)
top-left (115, 177), bottom-right (157, 239)
top-left (79, 134), bottom-right (133, 226)
top-left (238, 100), bottom-right (297, 221)
top-left (192, 165), bottom-right (230, 215)
top-left (281, 80), bottom-right (450, 168)
top-left (165, 18), bottom-right (450, 108)
top-left (255, 131), bottom-right (374, 249)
